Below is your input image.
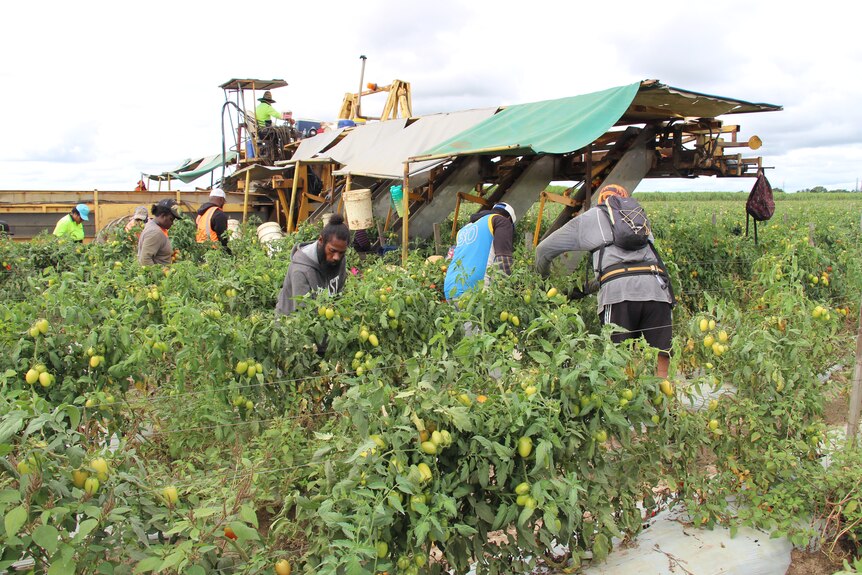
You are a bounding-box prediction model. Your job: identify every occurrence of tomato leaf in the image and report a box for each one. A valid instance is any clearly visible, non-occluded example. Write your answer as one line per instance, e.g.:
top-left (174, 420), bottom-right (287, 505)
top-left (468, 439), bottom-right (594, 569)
top-left (72, 519), bottom-right (99, 544)
top-left (32, 524), bottom-right (60, 554)
top-left (239, 504), bottom-right (258, 528)
top-left (227, 521), bottom-right (259, 542)
top-left (133, 556), bottom-right (162, 574)
top-left (592, 533), bottom-right (610, 561)
top-left (0, 412), bottom-right (24, 443)
top-left (4, 505), bottom-right (27, 537)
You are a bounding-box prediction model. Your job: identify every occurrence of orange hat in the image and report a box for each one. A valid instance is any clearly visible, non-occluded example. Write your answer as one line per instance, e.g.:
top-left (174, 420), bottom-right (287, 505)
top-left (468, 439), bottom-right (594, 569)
top-left (596, 184), bottom-right (629, 205)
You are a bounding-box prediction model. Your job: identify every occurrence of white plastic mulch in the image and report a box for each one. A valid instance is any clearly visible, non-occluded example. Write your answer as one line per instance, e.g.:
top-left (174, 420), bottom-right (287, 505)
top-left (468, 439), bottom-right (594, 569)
top-left (577, 508), bottom-right (792, 575)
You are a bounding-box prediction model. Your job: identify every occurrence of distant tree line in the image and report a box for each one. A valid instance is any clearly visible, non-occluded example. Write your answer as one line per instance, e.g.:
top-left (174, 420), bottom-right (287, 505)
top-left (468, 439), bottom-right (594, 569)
top-left (795, 186), bottom-right (860, 193)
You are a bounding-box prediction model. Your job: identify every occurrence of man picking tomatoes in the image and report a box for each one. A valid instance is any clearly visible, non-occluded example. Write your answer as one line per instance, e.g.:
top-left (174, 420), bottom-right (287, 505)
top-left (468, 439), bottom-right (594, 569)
top-left (443, 202), bottom-right (517, 301)
top-left (535, 185), bottom-right (674, 377)
top-left (276, 214), bottom-right (349, 316)
top-left (195, 188), bottom-right (231, 252)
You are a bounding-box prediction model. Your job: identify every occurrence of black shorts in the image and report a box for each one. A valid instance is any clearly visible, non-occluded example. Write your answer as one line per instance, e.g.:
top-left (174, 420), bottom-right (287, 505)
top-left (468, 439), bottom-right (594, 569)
top-left (600, 301), bottom-right (673, 355)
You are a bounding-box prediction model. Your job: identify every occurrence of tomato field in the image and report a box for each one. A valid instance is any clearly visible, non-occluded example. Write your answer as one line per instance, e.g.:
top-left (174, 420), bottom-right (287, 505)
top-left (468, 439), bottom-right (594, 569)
top-left (1, 191), bottom-right (861, 574)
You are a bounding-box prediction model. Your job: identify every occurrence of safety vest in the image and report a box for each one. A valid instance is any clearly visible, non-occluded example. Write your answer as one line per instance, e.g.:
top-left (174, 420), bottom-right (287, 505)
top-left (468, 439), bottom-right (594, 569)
top-left (195, 206), bottom-right (220, 243)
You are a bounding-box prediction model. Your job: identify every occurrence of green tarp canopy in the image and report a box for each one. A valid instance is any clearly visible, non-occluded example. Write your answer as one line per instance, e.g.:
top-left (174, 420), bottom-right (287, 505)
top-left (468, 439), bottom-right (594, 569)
top-left (144, 152), bottom-right (238, 184)
top-left (417, 82), bottom-right (640, 159)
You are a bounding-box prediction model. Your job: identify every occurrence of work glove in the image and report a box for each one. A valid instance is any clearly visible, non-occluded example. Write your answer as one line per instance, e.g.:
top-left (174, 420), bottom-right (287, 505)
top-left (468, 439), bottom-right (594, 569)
top-left (567, 287), bottom-right (587, 301)
top-left (315, 334), bottom-right (329, 358)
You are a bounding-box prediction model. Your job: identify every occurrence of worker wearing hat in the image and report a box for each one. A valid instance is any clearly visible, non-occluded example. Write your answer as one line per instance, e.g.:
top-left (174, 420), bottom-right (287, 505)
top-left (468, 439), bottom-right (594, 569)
top-left (195, 188), bottom-right (230, 250)
top-left (137, 199), bottom-right (183, 266)
top-left (124, 206), bottom-right (149, 233)
top-left (255, 91), bottom-right (283, 128)
top-left (535, 184), bottom-right (674, 378)
top-left (443, 202), bottom-right (517, 301)
top-left (53, 204), bottom-right (90, 242)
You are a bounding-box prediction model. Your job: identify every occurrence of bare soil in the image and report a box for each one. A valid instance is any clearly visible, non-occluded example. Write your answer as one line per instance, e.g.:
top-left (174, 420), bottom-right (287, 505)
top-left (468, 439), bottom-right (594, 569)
top-left (785, 548), bottom-right (844, 575)
top-left (823, 373), bottom-right (850, 427)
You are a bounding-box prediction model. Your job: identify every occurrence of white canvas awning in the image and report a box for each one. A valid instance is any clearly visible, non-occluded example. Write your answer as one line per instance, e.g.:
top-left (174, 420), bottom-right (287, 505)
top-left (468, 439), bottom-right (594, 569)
top-left (323, 119), bottom-right (410, 170)
top-left (333, 108), bottom-right (497, 178)
top-left (289, 128), bottom-right (345, 162)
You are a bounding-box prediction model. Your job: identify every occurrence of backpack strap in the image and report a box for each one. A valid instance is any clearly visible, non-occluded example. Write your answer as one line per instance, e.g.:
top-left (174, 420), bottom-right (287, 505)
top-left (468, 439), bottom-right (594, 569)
top-left (596, 240), bottom-right (675, 307)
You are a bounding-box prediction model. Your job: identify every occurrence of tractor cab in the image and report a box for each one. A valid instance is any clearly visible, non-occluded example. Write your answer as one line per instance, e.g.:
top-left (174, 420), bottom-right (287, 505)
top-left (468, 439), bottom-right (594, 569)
top-left (220, 78), bottom-right (297, 166)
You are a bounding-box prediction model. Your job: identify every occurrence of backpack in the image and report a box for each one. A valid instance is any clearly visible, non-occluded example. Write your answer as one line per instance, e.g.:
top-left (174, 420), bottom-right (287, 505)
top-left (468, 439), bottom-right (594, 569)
top-left (599, 195), bottom-right (652, 250)
top-left (593, 195), bottom-right (676, 306)
top-left (745, 171), bottom-right (775, 244)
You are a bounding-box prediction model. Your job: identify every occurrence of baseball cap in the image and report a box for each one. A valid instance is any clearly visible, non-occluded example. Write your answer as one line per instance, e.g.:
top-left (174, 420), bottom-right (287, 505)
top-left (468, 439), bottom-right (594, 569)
top-left (75, 204), bottom-right (90, 221)
top-left (155, 199), bottom-right (184, 219)
top-left (133, 206), bottom-right (148, 221)
top-left (209, 188), bottom-right (226, 199)
top-left (493, 202), bottom-right (517, 225)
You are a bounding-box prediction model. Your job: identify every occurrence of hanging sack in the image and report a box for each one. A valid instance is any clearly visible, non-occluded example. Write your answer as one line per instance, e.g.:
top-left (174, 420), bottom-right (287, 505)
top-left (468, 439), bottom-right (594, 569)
top-left (745, 171), bottom-right (775, 244)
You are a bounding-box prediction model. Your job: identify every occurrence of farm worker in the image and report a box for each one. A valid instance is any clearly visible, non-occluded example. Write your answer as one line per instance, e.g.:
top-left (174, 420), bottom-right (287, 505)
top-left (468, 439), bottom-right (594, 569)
top-left (195, 188), bottom-right (231, 250)
top-left (124, 206), bottom-right (149, 233)
top-left (443, 202), bottom-right (516, 301)
top-left (535, 184), bottom-right (674, 378)
top-left (53, 204), bottom-right (90, 242)
top-left (137, 199), bottom-right (183, 266)
top-left (275, 214), bottom-right (349, 316)
top-left (255, 91), bottom-right (282, 128)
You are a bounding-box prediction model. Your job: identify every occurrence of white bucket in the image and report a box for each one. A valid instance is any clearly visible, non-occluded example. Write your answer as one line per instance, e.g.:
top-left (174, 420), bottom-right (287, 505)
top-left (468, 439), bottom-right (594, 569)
top-left (256, 222), bottom-right (284, 244)
top-left (343, 188), bottom-right (373, 230)
top-left (226, 219), bottom-right (241, 240)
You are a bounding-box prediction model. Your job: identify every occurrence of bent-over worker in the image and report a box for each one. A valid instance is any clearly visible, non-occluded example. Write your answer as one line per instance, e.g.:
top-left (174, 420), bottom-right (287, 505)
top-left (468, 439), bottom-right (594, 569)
top-left (535, 184), bottom-right (674, 378)
top-left (275, 214), bottom-right (349, 316)
top-left (137, 199), bottom-right (183, 266)
top-left (443, 202), bottom-right (517, 301)
top-left (53, 204), bottom-right (90, 242)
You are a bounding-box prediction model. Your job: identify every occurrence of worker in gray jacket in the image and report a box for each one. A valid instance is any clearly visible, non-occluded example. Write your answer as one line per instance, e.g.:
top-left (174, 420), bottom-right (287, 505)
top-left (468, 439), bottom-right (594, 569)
top-left (535, 184), bottom-right (674, 377)
top-left (275, 214), bottom-right (349, 316)
top-left (137, 199), bottom-right (183, 266)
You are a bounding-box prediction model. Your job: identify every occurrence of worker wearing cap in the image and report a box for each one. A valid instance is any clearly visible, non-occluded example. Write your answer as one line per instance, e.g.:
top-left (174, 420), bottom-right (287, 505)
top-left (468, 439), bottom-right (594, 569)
top-left (443, 202), bottom-right (517, 301)
top-left (535, 184), bottom-right (674, 378)
top-left (255, 91), bottom-right (282, 128)
top-left (195, 189), bottom-right (230, 250)
top-left (137, 199), bottom-right (183, 266)
top-left (53, 204), bottom-right (90, 242)
top-left (124, 206), bottom-right (149, 233)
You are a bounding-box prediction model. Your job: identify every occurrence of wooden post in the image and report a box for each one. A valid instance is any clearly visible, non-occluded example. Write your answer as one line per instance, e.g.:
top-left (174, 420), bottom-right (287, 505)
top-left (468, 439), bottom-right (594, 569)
top-left (242, 169), bottom-right (251, 224)
top-left (287, 162), bottom-right (301, 233)
top-left (524, 231), bottom-right (532, 252)
top-left (93, 189), bottom-right (100, 234)
top-left (533, 192), bottom-right (547, 247)
top-left (451, 193), bottom-right (462, 241)
top-left (402, 163), bottom-right (410, 266)
top-left (433, 223), bottom-right (442, 255)
top-left (847, 300), bottom-right (862, 447)
top-left (808, 223), bottom-right (815, 247)
top-left (377, 221), bottom-right (386, 249)
top-left (712, 212), bottom-right (717, 226)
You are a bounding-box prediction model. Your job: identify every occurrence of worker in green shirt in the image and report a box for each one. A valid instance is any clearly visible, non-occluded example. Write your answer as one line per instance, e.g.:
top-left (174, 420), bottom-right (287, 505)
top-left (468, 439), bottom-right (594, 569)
top-left (53, 204), bottom-right (90, 242)
top-left (255, 91), bottom-right (283, 128)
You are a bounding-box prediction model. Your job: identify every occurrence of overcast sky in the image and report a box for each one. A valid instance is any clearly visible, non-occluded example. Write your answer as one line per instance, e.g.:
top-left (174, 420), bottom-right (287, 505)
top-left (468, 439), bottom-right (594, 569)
top-left (1, 0), bottom-right (859, 193)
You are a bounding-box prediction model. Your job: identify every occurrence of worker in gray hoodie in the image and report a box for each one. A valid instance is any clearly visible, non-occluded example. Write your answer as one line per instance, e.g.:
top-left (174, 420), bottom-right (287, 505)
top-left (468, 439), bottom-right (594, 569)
top-left (275, 214), bottom-right (349, 316)
top-left (535, 184), bottom-right (674, 378)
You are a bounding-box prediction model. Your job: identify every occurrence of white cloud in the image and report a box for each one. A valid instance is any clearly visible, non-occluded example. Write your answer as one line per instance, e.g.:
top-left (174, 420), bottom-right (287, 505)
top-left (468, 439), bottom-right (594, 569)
top-left (1, 0), bottom-right (858, 192)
